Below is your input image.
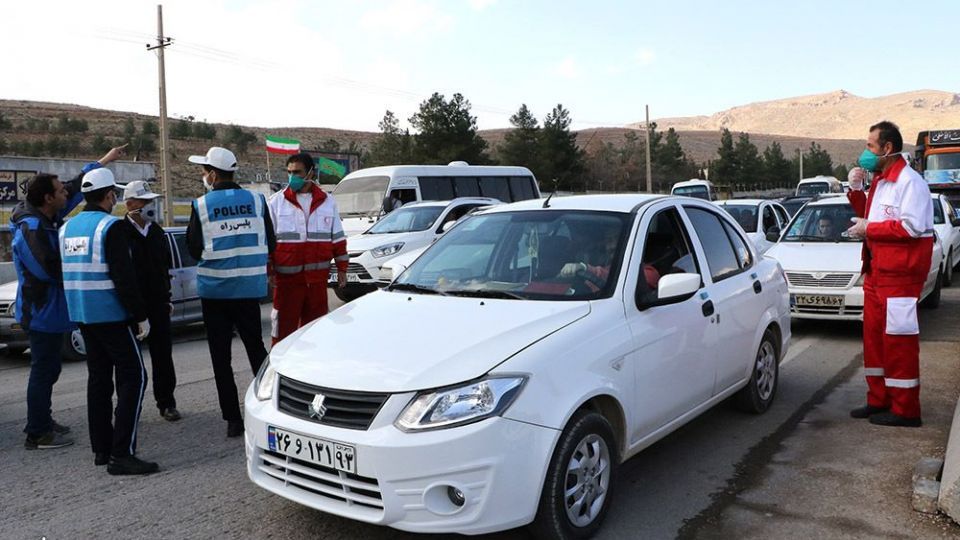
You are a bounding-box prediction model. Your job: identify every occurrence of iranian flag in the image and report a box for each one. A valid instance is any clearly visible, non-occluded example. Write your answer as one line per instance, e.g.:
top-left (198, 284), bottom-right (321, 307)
top-left (265, 135), bottom-right (300, 155)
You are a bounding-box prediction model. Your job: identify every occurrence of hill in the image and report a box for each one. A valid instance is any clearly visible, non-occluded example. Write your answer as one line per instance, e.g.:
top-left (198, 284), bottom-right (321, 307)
top-left (642, 90), bottom-right (960, 142)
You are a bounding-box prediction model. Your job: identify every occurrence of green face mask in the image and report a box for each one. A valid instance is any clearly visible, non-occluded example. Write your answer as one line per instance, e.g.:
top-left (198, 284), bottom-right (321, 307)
top-left (288, 174), bottom-right (306, 191)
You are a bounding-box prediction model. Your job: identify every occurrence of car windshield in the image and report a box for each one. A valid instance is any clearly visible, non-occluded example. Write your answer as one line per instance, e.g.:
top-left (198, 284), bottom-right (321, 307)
top-left (796, 182), bottom-right (830, 196)
top-left (783, 204), bottom-right (859, 242)
top-left (332, 175), bottom-right (390, 216)
top-left (673, 186), bottom-right (709, 200)
top-left (392, 210), bottom-right (631, 300)
top-left (366, 205), bottom-right (444, 234)
top-left (719, 205), bottom-right (758, 232)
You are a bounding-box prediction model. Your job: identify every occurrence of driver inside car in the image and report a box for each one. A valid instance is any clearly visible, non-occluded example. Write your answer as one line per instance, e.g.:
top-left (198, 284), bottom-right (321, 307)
top-left (558, 226), bottom-right (618, 289)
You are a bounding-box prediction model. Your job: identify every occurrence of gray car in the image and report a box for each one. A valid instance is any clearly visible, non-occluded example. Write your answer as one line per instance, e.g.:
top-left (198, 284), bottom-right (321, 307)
top-left (0, 226), bottom-right (203, 361)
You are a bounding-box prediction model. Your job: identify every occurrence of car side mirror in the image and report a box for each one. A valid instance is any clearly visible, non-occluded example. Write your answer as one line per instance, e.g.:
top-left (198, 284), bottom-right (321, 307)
top-left (658, 273), bottom-right (701, 300)
top-left (765, 226), bottom-right (781, 242)
top-left (440, 220), bottom-right (457, 233)
top-left (382, 196), bottom-right (394, 214)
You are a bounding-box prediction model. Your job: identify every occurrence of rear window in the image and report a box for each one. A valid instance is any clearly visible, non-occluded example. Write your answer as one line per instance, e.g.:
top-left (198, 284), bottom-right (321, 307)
top-left (417, 175), bottom-right (537, 203)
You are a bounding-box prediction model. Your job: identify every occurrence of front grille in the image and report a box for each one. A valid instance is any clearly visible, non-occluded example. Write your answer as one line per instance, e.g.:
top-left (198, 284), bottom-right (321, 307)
top-left (785, 272), bottom-right (855, 288)
top-left (278, 376), bottom-right (388, 430)
top-left (259, 449), bottom-right (383, 512)
top-left (792, 305), bottom-right (863, 317)
top-left (0, 302), bottom-right (11, 316)
top-left (346, 263), bottom-right (372, 280)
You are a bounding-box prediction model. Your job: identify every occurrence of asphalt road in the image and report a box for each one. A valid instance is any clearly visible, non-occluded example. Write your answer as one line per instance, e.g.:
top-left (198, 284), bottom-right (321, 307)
top-left (0, 289), bottom-right (957, 539)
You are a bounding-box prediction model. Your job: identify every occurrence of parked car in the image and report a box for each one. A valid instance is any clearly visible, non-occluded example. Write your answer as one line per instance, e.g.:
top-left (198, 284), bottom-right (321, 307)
top-left (932, 193), bottom-right (960, 286)
top-left (765, 197), bottom-right (943, 321)
top-left (334, 198), bottom-right (501, 302)
top-left (0, 226), bottom-right (203, 360)
top-left (713, 199), bottom-right (791, 254)
top-left (795, 175), bottom-right (842, 196)
top-left (244, 194), bottom-right (791, 538)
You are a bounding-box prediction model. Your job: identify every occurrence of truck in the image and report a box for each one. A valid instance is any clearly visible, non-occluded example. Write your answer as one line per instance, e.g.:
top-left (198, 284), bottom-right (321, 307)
top-left (915, 129), bottom-right (960, 212)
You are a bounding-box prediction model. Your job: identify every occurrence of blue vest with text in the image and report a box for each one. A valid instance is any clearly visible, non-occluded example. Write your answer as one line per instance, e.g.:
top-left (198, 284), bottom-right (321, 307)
top-left (194, 189), bottom-right (269, 299)
top-left (60, 212), bottom-right (128, 324)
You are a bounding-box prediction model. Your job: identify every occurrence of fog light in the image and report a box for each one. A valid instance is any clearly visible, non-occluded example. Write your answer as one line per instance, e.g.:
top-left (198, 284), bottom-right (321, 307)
top-left (447, 486), bottom-right (465, 507)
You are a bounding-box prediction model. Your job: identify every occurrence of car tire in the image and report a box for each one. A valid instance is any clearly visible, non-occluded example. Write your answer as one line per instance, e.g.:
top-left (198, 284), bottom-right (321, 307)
top-left (921, 268), bottom-right (943, 310)
top-left (944, 251), bottom-right (954, 287)
top-left (735, 328), bottom-right (779, 414)
top-left (61, 329), bottom-right (87, 362)
top-left (530, 410), bottom-right (618, 540)
top-left (4, 347), bottom-right (27, 357)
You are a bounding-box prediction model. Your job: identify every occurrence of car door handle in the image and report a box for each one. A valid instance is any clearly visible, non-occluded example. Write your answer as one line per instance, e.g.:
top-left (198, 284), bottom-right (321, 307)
top-left (753, 280), bottom-right (762, 294)
top-left (702, 300), bottom-right (715, 317)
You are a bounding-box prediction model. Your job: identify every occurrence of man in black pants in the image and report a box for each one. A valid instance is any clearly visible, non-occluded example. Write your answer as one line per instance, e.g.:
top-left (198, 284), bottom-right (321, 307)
top-left (186, 147), bottom-right (275, 438)
top-left (60, 167), bottom-right (158, 475)
top-left (120, 180), bottom-right (181, 422)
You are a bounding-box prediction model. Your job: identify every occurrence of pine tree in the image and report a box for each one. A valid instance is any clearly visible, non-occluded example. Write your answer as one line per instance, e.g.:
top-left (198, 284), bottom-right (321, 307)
top-left (498, 104), bottom-right (541, 176)
top-left (538, 104), bottom-right (584, 191)
top-left (368, 110), bottom-right (412, 166)
top-left (762, 142), bottom-right (791, 188)
top-left (712, 129), bottom-right (737, 185)
top-left (409, 92), bottom-right (489, 164)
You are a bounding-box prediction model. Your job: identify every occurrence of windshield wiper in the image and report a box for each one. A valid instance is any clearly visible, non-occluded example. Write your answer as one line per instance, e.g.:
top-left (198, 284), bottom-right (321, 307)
top-left (445, 289), bottom-right (526, 300)
top-left (785, 234), bottom-right (826, 241)
top-left (387, 283), bottom-right (447, 295)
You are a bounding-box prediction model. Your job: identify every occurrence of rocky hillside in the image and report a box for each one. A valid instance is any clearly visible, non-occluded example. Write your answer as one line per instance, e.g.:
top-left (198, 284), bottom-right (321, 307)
top-left (643, 90), bottom-right (960, 143)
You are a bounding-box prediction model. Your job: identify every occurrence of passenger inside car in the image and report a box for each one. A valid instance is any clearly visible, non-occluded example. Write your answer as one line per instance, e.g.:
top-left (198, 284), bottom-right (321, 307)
top-left (817, 216), bottom-right (837, 240)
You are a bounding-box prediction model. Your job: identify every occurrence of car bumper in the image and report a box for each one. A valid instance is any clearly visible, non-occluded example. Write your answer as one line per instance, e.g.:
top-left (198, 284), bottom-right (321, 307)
top-left (243, 384), bottom-right (559, 535)
top-left (788, 286), bottom-right (864, 321)
top-left (0, 316), bottom-right (29, 348)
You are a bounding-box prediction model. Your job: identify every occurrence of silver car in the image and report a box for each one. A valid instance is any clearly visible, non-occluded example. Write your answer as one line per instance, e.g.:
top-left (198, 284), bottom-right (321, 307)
top-left (0, 226), bottom-right (203, 360)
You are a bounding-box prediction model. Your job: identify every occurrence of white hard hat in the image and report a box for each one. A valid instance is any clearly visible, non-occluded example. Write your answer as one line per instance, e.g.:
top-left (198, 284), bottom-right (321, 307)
top-left (121, 180), bottom-right (162, 201)
top-left (81, 168), bottom-right (117, 193)
top-left (188, 146), bottom-right (238, 172)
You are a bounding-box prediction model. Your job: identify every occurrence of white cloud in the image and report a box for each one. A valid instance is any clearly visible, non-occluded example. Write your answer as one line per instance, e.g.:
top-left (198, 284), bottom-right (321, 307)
top-left (636, 48), bottom-right (656, 66)
top-left (552, 57), bottom-right (581, 80)
top-left (360, 0), bottom-right (454, 39)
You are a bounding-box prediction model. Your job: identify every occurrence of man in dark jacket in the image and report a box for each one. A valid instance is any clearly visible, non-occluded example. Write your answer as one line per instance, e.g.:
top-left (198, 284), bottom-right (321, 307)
top-left (11, 145), bottom-right (126, 450)
top-left (119, 180), bottom-right (181, 421)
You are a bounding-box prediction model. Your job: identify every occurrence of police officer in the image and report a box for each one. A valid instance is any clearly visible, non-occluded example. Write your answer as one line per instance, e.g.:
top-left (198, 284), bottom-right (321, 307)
top-left (60, 168), bottom-right (158, 475)
top-left (119, 181), bottom-right (181, 422)
top-left (186, 147), bottom-right (275, 438)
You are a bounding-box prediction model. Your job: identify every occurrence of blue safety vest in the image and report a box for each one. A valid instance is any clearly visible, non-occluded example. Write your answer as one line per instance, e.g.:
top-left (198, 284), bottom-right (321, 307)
top-left (60, 211), bottom-right (129, 324)
top-left (193, 189), bottom-right (269, 299)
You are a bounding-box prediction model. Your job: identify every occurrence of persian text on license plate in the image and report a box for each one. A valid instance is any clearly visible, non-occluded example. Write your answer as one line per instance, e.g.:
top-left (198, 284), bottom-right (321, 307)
top-left (794, 294), bottom-right (843, 307)
top-left (328, 272), bottom-right (362, 283)
top-left (267, 426), bottom-right (357, 474)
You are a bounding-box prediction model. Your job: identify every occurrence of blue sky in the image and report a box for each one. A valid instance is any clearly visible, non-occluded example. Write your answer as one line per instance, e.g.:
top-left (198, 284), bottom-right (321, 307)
top-left (3, 0), bottom-right (958, 132)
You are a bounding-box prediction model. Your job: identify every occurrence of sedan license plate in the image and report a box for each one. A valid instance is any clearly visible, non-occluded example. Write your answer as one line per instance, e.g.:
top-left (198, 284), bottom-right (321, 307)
top-left (267, 426), bottom-right (357, 473)
top-left (328, 272), bottom-right (362, 283)
top-left (793, 294), bottom-right (843, 307)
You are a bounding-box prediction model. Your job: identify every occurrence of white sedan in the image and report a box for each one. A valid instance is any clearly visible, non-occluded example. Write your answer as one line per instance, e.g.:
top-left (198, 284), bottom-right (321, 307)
top-left (244, 195), bottom-right (791, 538)
top-left (766, 197), bottom-right (943, 320)
top-left (714, 199), bottom-right (791, 254)
top-left (932, 193), bottom-right (960, 286)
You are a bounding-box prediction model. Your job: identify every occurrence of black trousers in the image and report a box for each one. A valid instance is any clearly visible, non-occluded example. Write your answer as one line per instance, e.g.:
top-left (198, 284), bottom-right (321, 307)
top-left (200, 298), bottom-right (268, 422)
top-left (145, 303), bottom-right (176, 411)
top-left (80, 322), bottom-right (147, 458)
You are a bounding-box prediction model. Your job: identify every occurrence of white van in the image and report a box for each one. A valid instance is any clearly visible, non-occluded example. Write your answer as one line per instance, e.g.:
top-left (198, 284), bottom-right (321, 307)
top-left (796, 175), bottom-right (842, 196)
top-left (331, 162), bottom-right (540, 236)
top-left (670, 179), bottom-right (715, 200)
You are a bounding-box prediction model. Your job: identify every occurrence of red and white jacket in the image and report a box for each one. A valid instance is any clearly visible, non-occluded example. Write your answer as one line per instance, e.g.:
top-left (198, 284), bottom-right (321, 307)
top-left (267, 184), bottom-right (349, 284)
top-left (848, 156), bottom-right (934, 286)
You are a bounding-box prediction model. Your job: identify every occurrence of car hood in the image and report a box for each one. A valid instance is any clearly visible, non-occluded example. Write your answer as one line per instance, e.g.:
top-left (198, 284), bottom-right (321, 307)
top-left (347, 231), bottom-right (431, 253)
top-left (270, 291), bottom-right (591, 393)
top-left (765, 241), bottom-right (862, 272)
top-left (0, 280), bottom-right (17, 301)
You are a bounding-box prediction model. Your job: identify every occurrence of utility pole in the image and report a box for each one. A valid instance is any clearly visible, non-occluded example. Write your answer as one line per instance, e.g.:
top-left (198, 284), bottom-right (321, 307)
top-left (644, 104), bottom-right (652, 193)
top-left (147, 4), bottom-right (174, 227)
top-left (798, 148), bottom-right (804, 181)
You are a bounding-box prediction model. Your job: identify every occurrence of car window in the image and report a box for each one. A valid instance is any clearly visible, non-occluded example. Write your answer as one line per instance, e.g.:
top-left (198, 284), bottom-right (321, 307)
top-left (684, 206), bottom-right (742, 282)
top-left (774, 205), bottom-right (790, 228)
top-left (933, 199), bottom-right (945, 225)
top-left (368, 205), bottom-right (445, 233)
top-left (638, 207), bottom-right (700, 302)
top-left (762, 205), bottom-right (778, 233)
top-left (173, 233), bottom-right (196, 267)
top-left (783, 204), bottom-right (859, 243)
top-left (718, 204), bottom-right (757, 233)
top-left (721, 220), bottom-right (753, 269)
top-left (478, 177), bottom-right (512, 202)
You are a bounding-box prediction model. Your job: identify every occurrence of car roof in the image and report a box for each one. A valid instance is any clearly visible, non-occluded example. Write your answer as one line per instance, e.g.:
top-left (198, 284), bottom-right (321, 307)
top-left (484, 194), bottom-right (665, 214)
top-left (715, 199), bottom-right (771, 206)
top-left (402, 197), bottom-right (502, 208)
top-left (805, 196), bottom-right (852, 207)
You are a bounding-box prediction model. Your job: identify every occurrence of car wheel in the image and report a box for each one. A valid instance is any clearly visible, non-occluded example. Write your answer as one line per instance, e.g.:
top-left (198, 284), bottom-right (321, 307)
top-left (921, 268), bottom-right (943, 310)
top-left (530, 410), bottom-right (617, 540)
top-left (944, 251), bottom-right (954, 287)
top-left (61, 329), bottom-right (87, 362)
top-left (735, 328), bottom-right (779, 414)
top-left (3, 347), bottom-right (27, 357)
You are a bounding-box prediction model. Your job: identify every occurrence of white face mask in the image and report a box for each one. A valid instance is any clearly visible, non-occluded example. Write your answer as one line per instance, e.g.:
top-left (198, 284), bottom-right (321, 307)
top-left (139, 200), bottom-right (158, 222)
top-left (203, 175), bottom-right (214, 191)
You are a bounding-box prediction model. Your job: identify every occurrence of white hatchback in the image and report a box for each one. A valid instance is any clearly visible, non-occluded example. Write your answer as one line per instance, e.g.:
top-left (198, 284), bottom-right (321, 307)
top-left (766, 197), bottom-right (944, 320)
top-left (244, 195), bottom-right (791, 538)
top-left (932, 193), bottom-right (960, 286)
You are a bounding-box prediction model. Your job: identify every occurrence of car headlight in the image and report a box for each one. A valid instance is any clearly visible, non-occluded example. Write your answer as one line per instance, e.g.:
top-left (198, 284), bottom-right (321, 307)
top-left (854, 274), bottom-right (864, 287)
top-left (254, 359), bottom-right (277, 401)
top-left (395, 376), bottom-right (527, 432)
top-left (371, 242), bottom-right (404, 258)
top-left (5, 303), bottom-right (14, 316)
